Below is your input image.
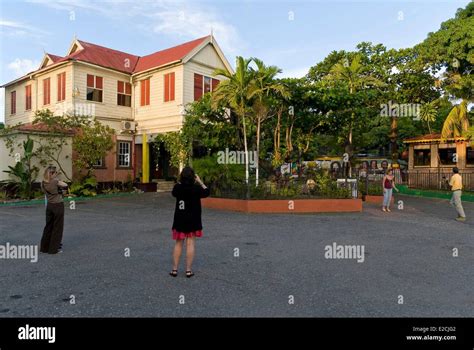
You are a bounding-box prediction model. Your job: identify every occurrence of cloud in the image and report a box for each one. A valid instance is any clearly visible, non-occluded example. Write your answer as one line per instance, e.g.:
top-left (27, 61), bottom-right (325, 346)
top-left (0, 19), bottom-right (50, 37)
top-left (27, 0), bottom-right (243, 55)
top-left (7, 58), bottom-right (41, 76)
top-left (148, 4), bottom-right (243, 54)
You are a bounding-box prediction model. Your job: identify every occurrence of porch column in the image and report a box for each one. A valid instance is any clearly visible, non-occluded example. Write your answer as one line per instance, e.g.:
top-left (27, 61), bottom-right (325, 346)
top-left (456, 141), bottom-right (467, 169)
top-left (142, 133), bottom-right (149, 183)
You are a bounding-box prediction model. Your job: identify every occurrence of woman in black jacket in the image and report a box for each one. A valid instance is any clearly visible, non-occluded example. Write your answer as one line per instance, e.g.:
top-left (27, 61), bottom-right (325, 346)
top-left (170, 167), bottom-right (210, 278)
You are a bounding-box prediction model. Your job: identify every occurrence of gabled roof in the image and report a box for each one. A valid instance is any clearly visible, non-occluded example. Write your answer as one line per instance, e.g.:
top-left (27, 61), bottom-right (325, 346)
top-left (47, 54), bottom-right (63, 63)
top-left (2, 35), bottom-right (232, 87)
top-left (57, 39), bottom-right (140, 74)
top-left (39, 53), bottom-right (64, 69)
top-left (134, 36), bottom-right (209, 73)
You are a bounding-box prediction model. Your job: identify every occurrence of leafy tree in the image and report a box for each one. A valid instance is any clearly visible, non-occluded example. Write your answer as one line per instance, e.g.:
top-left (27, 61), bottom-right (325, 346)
top-left (248, 58), bottom-right (289, 185)
top-left (415, 2), bottom-right (473, 101)
top-left (32, 110), bottom-right (114, 181)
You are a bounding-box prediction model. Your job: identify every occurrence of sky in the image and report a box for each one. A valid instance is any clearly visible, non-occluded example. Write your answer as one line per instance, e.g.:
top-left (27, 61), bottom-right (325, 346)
top-left (0, 0), bottom-right (471, 123)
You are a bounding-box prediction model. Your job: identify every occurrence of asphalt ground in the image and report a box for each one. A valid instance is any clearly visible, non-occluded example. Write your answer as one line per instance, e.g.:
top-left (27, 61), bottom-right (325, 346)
top-left (0, 193), bottom-right (472, 317)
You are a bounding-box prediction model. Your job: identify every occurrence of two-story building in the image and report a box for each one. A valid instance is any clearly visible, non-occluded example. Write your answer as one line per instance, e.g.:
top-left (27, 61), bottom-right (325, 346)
top-left (1, 35), bottom-right (233, 186)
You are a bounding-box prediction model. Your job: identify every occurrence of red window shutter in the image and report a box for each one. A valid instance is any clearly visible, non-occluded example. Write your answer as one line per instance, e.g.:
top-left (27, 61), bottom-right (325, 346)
top-left (194, 73), bottom-right (203, 101)
top-left (146, 79), bottom-right (150, 105)
top-left (57, 74), bottom-right (61, 101)
top-left (118, 81), bottom-right (124, 93)
top-left (164, 73), bottom-right (169, 102)
top-left (43, 78), bottom-right (50, 105)
top-left (125, 82), bottom-right (131, 95)
top-left (212, 78), bottom-right (219, 91)
top-left (140, 80), bottom-right (145, 106)
top-left (87, 74), bottom-right (94, 87)
top-left (25, 85), bottom-right (31, 110)
top-left (170, 72), bottom-right (175, 101)
top-left (96, 76), bottom-right (103, 89)
top-left (62, 73), bottom-right (66, 101)
top-left (11, 91), bottom-right (16, 114)
top-left (57, 73), bottom-right (65, 101)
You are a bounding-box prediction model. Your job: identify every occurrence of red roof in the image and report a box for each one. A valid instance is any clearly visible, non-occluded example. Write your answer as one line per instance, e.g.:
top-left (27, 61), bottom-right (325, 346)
top-left (15, 123), bottom-right (74, 134)
top-left (2, 36), bottom-right (213, 87)
top-left (58, 40), bottom-right (141, 74)
top-left (134, 36), bottom-right (209, 73)
top-left (54, 36), bottom-right (208, 74)
top-left (47, 53), bottom-right (63, 63)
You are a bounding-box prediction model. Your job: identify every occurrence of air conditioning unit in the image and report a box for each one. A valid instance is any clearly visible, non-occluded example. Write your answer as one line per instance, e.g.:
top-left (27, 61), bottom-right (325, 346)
top-left (121, 121), bottom-right (136, 131)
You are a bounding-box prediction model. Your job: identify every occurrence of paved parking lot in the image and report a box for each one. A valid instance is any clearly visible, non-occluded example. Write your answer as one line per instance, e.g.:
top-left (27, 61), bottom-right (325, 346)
top-left (0, 193), bottom-right (472, 317)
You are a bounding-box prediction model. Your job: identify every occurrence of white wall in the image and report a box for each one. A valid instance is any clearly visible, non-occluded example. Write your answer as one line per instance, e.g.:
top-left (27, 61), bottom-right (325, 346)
top-left (0, 132), bottom-right (73, 182)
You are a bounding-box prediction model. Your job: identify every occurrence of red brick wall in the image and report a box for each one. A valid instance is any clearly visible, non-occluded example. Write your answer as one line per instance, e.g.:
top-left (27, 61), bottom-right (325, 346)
top-left (73, 135), bottom-right (135, 183)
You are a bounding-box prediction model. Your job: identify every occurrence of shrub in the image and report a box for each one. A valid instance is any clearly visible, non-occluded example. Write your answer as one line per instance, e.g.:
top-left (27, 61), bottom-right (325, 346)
top-left (69, 176), bottom-right (97, 197)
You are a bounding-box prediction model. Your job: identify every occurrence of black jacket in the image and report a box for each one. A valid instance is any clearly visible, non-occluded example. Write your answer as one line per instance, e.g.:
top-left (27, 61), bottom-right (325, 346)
top-left (172, 183), bottom-right (210, 233)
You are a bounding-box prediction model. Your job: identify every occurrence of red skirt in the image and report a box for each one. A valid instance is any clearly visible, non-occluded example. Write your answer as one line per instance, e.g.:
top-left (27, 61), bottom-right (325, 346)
top-left (172, 229), bottom-right (203, 240)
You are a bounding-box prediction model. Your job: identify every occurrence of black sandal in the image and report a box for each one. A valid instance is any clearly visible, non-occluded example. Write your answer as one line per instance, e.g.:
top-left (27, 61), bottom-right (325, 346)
top-left (186, 271), bottom-right (194, 278)
top-left (169, 270), bottom-right (178, 277)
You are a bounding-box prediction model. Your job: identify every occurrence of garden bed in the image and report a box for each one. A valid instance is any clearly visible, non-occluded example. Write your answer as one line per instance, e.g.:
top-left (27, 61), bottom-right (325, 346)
top-left (202, 197), bottom-right (362, 213)
top-left (0, 191), bottom-right (142, 207)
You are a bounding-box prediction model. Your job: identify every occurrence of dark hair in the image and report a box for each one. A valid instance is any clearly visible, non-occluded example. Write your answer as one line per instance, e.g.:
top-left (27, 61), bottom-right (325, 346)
top-left (453, 167), bottom-right (459, 174)
top-left (180, 166), bottom-right (195, 185)
top-left (387, 169), bottom-right (393, 174)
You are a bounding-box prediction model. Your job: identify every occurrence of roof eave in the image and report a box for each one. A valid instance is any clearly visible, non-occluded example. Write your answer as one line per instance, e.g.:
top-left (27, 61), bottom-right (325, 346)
top-left (132, 60), bottom-right (183, 77)
top-left (1, 60), bottom-right (71, 88)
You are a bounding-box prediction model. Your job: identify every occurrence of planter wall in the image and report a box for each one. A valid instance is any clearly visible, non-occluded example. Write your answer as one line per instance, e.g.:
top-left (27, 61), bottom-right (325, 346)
top-left (363, 195), bottom-right (395, 205)
top-left (202, 197), bottom-right (362, 213)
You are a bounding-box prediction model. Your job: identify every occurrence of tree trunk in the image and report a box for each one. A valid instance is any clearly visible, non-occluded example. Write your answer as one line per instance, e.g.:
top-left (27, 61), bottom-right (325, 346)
top-left (347, 115), bottom-right (354, 178)
top-left (256, 116), bottom-right (261, 187)
top-left (390, 116), bottom-right (399, 166)
top-left (241, 103), bottom-right (249, 187)
top-left (274, 108), bottom-right (281, 163)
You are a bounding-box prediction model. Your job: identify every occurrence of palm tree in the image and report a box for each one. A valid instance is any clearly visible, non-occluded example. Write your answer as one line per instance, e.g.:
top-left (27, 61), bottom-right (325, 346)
top-left (213, 57), bottom-right (254, 185)
top-left (325, 54), bottom-right (384, 175)
top-left (441, 99), bottom-right (470, 138)
top-left (248, 58), bottom-right (289, 186)
top-left (419, 101), bottom-right (438, 135)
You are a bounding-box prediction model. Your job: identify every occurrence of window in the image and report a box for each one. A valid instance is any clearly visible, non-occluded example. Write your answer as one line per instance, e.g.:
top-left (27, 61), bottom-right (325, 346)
top-left (194, 73), bottom-right (219, 101)
top-left (87, 74), bottom-right (103, 102)
top-left (25, 85), bottom-right (32, 110)
top-left (117, 141), bottom-right (131, 168)
top-left (140, 79), bottom-right (150, 106)
top-left (92, 157), bottom-right (106, 168)
top-left (117, 81), bottom-right (131, 107)
top-left (57, 72), bottom-right (66, 101)
top-left (467, 147), bottom-right (474, 165)
top-left (414, 149), bottom-right (431, 166)
top-left (203, 76), bottom-right (211, 94)
top-left (164, 72), bottom-right (175, 102)
top-left (43, 78), bottom-right (50, 105)
top-left (10, 91), bottom-right (16, 115)
top-left (438, 147), bottom-right (457, 165)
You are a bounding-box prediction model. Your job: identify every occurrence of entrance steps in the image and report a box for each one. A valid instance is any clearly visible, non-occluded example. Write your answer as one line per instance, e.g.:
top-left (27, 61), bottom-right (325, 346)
top-left (154, 180), bottom-right (175, 192)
